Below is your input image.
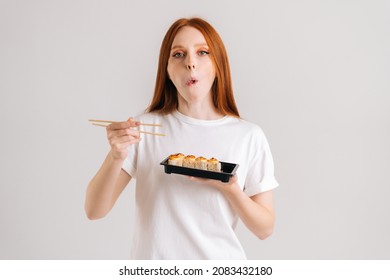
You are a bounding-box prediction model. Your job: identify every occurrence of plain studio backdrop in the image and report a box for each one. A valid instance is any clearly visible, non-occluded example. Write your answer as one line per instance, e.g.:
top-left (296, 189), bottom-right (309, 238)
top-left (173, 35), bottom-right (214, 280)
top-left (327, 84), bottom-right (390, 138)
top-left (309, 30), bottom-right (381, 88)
top-left (0, 0), bottom-right (389, 259)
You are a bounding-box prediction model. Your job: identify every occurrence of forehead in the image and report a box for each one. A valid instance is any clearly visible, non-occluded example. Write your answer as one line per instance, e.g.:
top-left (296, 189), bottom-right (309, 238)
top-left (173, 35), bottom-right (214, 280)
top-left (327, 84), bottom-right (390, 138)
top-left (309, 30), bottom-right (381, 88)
top-left (171, 26), bottom-right (208, 47)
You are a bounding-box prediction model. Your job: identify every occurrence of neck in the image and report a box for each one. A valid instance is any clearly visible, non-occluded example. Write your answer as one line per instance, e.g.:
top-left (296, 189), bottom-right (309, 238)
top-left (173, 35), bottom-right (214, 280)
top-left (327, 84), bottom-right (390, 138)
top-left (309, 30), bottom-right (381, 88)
top-left (177, 97), bottom-right (224, 120)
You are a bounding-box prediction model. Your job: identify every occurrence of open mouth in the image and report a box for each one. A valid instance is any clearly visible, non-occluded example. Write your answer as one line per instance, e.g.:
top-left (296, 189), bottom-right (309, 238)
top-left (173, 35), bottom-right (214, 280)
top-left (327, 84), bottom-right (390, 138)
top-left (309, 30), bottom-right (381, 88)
top-left (186, 78), bottom-right (198, 86)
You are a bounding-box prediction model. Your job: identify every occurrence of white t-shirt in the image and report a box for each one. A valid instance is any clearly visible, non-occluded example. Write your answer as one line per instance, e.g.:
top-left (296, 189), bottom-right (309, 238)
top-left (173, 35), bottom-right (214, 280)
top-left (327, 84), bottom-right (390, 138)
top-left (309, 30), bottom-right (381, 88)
top-left (122, 110), bottom-right (278, 259)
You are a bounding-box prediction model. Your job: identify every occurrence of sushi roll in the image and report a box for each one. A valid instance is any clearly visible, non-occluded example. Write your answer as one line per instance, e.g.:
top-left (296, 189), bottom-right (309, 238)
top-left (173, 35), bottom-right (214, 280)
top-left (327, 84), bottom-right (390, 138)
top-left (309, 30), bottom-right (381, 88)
top-left (168, 153), bottom-right (184, 166)
top-left (195, 156), bottom-right (208, 170)
top-left (207, 157), bottom-right (221, 172)
top-left (174, 153), bottom-right (185, 165)
top-left (182, 155), bottom-right (196, 168)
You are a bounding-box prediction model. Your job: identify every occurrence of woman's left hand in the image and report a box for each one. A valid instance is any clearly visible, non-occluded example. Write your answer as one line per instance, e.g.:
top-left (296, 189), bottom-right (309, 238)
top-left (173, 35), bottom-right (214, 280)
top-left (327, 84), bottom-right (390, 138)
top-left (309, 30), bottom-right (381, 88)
top-left (188, 174), bottom-right (275, 240)
top-left (188, 174), bottom-right (239, 194)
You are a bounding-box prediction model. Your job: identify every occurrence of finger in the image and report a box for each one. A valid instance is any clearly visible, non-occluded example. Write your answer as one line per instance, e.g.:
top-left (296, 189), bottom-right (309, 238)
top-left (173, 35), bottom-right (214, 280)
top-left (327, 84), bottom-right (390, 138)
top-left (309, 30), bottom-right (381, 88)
top-left (108, 118), bottom-right (140, 130)
top-left (107, 127), bottom-right (140, 140)
top-left (189, 176), bottom-right (218, 186)
top-left (107, 122), bottom-right (129, 130)
top-left (127, 117), bottom-right (141, 127)
top-left (108, 117), bottom-right (141, 130)
top-left (110, 137), bottom-right (141, 151)
top-left (229, 174), bottom-right (238, 184)
top-left (118, 137), bottom-right (142, 145)
top-left (189, 175), bottom-right (237, 186)
top-left (109, 134), bottom-right (141, 146)
top-left (114, 134), bottom-right (141, 144)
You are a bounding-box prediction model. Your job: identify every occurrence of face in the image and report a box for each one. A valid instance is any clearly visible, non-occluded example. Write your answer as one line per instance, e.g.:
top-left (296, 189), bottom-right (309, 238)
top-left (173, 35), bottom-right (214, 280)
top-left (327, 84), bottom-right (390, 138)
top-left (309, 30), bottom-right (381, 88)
top-left (167, 26), bottom-right (215, 105)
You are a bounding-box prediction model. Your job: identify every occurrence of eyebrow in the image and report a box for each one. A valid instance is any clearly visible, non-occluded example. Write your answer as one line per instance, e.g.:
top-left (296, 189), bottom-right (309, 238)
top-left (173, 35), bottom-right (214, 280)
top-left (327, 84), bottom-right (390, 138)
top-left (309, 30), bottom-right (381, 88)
top-left (171, 43), bottom-right (209, 50)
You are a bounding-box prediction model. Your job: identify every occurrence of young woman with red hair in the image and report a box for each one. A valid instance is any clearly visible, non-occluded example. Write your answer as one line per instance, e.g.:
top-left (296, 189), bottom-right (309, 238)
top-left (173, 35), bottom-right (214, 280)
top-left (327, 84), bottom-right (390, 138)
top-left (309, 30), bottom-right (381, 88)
top-left (85, 18), bottom-right (278, 259)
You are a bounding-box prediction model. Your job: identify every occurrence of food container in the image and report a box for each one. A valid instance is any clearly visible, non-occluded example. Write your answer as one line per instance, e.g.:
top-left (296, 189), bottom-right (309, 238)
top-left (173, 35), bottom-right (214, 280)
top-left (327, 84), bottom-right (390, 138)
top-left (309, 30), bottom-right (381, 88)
top-left (160, 157), bottom-right (239, 182)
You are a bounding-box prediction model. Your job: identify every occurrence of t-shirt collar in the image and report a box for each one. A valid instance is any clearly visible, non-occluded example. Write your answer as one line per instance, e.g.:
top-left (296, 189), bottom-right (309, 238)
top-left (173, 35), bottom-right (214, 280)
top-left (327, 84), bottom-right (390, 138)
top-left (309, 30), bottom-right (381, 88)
top-left (173, 110), bottom-right (229, 126)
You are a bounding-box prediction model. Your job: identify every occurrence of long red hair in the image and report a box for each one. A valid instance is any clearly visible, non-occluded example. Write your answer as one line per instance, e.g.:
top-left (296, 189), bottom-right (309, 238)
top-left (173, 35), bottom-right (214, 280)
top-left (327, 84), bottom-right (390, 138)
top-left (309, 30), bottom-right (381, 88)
top-left (146, 18), bottom-right (240, 117)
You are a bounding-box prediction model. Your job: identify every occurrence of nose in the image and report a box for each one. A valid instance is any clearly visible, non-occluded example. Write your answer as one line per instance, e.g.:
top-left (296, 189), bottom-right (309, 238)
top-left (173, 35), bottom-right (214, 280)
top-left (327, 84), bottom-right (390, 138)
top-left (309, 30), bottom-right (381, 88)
top-left (185, 54), bottom-right (196, 70)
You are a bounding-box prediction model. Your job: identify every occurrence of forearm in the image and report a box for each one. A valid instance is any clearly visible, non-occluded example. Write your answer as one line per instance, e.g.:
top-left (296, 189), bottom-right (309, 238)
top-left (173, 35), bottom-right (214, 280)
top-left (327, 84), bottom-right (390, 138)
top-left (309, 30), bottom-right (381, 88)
top-left (190, 175), bottom-right (275, 239)
top-left (85, 151), bottom-right (125, 219)
top-left (222, 184), bottom-right (275, 240)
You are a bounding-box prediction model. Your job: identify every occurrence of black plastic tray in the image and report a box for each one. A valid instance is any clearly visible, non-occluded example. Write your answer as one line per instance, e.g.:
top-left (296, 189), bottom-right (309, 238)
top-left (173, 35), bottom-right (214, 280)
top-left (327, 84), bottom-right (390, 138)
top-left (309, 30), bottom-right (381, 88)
top-left (160, 157), bottom-right (239, 182)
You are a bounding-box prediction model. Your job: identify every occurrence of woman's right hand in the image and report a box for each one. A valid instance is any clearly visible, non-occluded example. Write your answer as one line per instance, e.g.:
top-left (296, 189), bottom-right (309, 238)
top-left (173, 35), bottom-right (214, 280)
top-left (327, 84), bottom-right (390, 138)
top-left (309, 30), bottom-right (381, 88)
top-left (106, 118), bottom-right (141, 160)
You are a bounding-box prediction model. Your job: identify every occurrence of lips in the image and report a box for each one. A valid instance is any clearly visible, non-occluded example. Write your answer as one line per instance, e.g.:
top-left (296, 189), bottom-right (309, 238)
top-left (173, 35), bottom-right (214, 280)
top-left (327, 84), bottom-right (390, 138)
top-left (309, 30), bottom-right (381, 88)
top-left (186, 78), bottom-right (198, 86)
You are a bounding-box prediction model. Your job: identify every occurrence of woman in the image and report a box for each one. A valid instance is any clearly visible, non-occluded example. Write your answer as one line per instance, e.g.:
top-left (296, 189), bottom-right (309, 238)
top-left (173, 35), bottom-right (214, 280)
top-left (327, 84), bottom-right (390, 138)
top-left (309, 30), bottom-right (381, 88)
top-left (85, 17), bottom-right (278, 259)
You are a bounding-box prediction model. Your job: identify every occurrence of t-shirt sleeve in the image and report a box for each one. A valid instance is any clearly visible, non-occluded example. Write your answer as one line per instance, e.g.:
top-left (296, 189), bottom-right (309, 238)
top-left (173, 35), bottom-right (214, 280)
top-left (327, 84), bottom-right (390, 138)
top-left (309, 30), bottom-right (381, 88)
top-left (121, 141), bottom-right (138, 178)
top-left (243, 128), bottom-right (279, 197)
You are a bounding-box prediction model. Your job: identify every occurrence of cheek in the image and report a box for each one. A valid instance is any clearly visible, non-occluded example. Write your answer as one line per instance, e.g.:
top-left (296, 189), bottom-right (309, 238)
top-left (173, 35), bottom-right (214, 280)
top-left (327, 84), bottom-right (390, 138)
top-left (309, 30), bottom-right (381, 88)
top-left (167, 62), bottom-right (179, 79)
top-left (167, 64), bottom-right (181, 89)
top-left (206, 62), bottom-right (216, 81)
top-left (205, 59), bottom-right (215, 74)
top-left (167, 63), bottom-right (172, 79)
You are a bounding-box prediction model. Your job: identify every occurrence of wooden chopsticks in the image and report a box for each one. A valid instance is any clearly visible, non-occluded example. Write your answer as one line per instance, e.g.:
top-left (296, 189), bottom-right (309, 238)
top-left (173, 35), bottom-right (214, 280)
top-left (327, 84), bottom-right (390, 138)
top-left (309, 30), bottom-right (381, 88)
top-left (88, 119), bottom-right (165, 137)
top-left (88, 119), bottom-right (162, 127)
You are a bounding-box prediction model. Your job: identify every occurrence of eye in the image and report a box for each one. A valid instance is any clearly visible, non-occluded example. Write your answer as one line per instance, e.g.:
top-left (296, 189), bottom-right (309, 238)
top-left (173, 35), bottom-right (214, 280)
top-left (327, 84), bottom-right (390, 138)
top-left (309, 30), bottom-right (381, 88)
top-left (198, 50), bottom-right (209, 56)
top-left (172, 52), bottom-right (185, 58)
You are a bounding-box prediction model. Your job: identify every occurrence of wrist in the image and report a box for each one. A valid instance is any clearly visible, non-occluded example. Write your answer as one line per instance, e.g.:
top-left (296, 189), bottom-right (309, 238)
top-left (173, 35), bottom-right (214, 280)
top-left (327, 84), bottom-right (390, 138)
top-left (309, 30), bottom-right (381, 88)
top-left (108, 150), bottom-right (127, 162)
top-left (220, 181), bottom-right (242, 196)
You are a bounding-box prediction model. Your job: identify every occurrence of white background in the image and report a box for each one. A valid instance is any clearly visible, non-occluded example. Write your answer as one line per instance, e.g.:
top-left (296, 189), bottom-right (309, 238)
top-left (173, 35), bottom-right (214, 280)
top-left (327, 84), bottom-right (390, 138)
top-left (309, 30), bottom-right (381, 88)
top-left (0, 0), bottom-right (389, 259)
